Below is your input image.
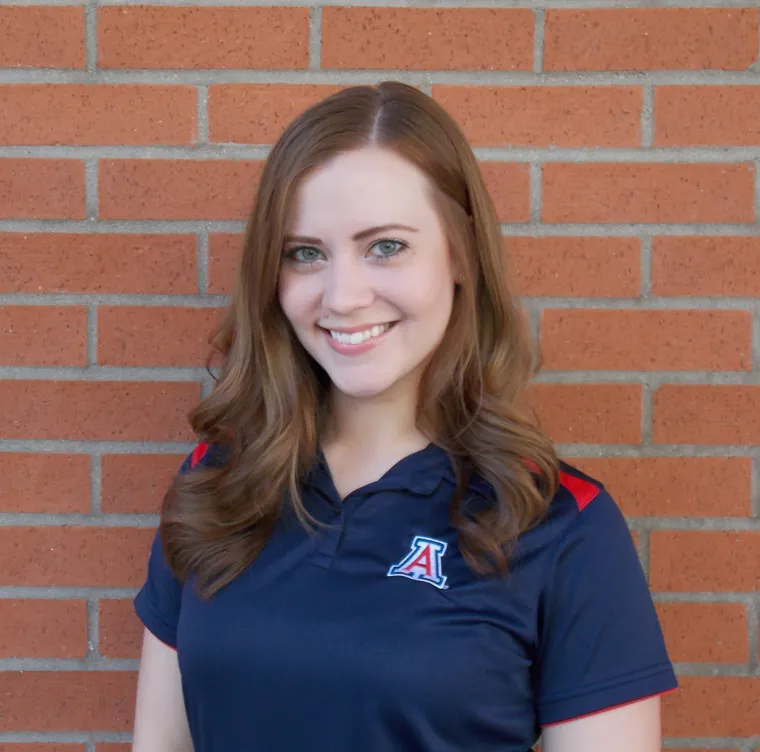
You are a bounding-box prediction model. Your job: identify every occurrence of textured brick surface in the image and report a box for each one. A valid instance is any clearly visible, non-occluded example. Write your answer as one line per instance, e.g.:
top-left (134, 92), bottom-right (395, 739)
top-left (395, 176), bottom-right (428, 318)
top-left (545, 9), bottom-right (759, 71)
top-left (322, 8), bottom-right (533, 71)
top-left (0, 600), bottom-right (88, 659)
top-left (3, 454), bottom-right (90, 513)
top-left (0, 7), bottom-right (85, 69)
top-left (98, 7), bottom-right (309, 70)
top-left (0, 233), bottom-right (198, 294)
top-left (656, 602), bottom-right (748, 664)
top-left (99, 160), bottom-right (262, 220)
top-left (99, 599), bottom-right (144, 660)
top-left (542, 163), bottom-right (755, 224)
top-left (507, 237), bottom-right (641, 298)
top-left (653, 386), bottom-right (760, 445)
top-left (2, 1), bottom-right (758, 746)
top-left (0, 160), bottom-right (85, 219)
top-left (0, 306), bottom-right (87, 366)
top-left (433, 86), bottom-right (641, 147)
top-left (573, 457), bottom-right (751, 517)
top-left (541, 310), bottom-right (751, 371)
top-left (101, 453), bottom-right (184, 514)
top-left (650, 531), bottom-right (760, 592)
top-left (0, 381), bottom-right (199, 441)
top-left (0, 85), bottom-right (196, 146)
top-left (98, 306), bottom-right (224, 367)
top-left (0, 672), bottom-right (136, 731)
top-left (652, 236), bottom-right (760, 297)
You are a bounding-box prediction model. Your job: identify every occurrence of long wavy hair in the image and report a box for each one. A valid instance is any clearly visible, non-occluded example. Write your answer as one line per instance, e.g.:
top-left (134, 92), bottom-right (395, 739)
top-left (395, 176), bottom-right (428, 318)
top-left (161, 81), bottom-right (559, 598)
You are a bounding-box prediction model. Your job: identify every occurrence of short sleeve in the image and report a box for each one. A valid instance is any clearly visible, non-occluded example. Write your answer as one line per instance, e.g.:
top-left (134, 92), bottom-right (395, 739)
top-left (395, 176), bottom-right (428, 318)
top-left (535, 490), bottom-right (678, 727)
top-left (134, 526), bottom-right (183, 649)
top-left (133, 450), bottom-right (199, 649)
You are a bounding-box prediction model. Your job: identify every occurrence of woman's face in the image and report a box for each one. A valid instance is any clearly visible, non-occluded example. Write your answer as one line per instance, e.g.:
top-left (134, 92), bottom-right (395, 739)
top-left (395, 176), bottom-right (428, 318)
top-left (278, 146), bottom-right (457, 400)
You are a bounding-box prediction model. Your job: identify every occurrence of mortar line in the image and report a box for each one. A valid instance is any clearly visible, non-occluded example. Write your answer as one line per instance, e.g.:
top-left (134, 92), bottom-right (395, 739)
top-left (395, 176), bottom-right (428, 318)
top-left (90, 452), bottom-right (102, 514)
top-left (640, 235), bottom-right (653, 298)
top-left (84, 1), bottom-right (97, 72)
top-left (86, 305), bottom-right (98, 366)
top-left (641, 85), bottom-right (654, 148)
top-left (84, 159), bottom-right (99, 220)
top-left (309, 6), bottom-right (322, 70)
top-left (198, 231), bottom-right (210, 296)
top-left (533, 8), bottom-right (544, 75)
top-left (197, 85), bottom-right (209, 144)
top-left (87, 597), bottom-right (99, 662)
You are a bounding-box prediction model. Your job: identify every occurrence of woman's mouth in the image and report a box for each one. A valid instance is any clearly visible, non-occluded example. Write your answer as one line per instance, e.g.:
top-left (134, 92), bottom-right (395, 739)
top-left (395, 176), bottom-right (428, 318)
top-left (319, 322), bottom-right (398, 354)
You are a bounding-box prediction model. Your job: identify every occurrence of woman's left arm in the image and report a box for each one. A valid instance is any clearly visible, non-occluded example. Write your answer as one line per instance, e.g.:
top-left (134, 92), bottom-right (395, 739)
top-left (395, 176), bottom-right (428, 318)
top-left (542, 696), bottom-right (660, 752)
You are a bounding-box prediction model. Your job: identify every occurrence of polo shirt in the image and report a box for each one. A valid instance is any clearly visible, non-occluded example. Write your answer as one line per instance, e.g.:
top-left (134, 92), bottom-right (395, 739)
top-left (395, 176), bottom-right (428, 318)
top-left (135, 441), bottom-right (678, 751)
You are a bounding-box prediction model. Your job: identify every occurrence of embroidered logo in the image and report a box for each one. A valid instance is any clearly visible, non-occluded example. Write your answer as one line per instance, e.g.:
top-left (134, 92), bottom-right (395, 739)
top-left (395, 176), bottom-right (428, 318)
top-left (387, 536), bottom-right (448, 589)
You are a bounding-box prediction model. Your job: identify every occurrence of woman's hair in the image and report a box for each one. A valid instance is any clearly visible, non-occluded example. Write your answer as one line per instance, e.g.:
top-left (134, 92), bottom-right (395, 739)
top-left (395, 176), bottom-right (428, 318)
top-left (162, 81), bottom-right (559, 598)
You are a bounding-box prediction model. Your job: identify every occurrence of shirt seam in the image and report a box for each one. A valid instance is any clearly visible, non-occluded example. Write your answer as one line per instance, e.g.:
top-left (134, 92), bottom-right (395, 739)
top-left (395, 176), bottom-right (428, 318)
top-left (537, 661), bottom-right (675, 708)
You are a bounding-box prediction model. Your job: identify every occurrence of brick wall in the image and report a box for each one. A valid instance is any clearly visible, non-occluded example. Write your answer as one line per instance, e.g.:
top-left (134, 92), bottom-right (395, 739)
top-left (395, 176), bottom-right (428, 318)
top-left (0, 2), bottom-right (758, 749)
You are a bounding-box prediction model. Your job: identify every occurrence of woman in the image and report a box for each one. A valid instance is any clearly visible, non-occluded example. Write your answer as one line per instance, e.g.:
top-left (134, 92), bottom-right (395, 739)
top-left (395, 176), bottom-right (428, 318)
top-left (132, 82), bottom-right (677, 751)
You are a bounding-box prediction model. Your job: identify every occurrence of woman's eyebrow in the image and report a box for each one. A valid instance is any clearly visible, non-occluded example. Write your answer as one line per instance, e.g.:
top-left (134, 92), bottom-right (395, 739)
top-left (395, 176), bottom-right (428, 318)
top-left (284, 224), bottom-right (420, 245)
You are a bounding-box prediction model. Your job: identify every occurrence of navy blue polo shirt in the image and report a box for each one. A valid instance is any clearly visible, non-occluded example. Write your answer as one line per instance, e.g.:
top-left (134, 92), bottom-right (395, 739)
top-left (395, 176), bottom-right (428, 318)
top-left (135, 442), bottom-right (677, 750)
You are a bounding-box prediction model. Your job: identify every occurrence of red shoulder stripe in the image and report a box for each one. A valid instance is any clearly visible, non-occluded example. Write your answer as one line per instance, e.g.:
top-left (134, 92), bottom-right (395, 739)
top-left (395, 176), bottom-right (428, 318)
top-left (190, 442), bottom-right (210, 469)
top-left (559, 470), bottom-right (600, 512)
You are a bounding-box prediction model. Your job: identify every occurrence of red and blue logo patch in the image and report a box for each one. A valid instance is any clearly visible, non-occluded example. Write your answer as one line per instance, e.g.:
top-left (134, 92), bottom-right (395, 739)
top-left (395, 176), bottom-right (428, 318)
top-left (387, 535), bottom-right (448, 589)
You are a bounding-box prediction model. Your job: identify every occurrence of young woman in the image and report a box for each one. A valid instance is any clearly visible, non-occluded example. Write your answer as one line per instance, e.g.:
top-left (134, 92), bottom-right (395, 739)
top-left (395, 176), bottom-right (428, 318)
top-left (132, 82), bottom-right (677, 751)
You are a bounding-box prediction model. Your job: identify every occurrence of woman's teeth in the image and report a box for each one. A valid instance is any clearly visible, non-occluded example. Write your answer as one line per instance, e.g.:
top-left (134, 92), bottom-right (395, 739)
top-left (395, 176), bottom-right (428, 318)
top-left (329, 323), bottom-right (392, 345)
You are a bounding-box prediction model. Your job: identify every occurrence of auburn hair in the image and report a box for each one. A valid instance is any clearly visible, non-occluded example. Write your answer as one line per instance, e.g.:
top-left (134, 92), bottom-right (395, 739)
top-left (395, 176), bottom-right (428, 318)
top-left (161, 81), bottom-right (559, 598)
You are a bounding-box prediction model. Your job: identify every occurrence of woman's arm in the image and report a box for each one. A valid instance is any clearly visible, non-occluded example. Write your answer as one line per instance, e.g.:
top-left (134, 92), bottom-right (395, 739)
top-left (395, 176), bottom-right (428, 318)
top-left (132, 628), bottom-right (193, 751)
top-left (542, 695), bottom-right (660, 752)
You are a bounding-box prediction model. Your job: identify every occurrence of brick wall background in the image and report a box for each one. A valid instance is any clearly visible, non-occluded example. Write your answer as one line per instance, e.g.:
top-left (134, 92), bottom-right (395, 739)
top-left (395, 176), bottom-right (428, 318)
top-left (0, 2), bottom-right (758, 749)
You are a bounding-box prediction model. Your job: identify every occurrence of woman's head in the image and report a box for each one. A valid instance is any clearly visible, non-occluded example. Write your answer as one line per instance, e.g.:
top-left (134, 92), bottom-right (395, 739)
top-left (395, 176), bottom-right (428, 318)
top-left (279, 144), bottom-right (459, 402)
top-left (166, 82), bottom-right (558, 597)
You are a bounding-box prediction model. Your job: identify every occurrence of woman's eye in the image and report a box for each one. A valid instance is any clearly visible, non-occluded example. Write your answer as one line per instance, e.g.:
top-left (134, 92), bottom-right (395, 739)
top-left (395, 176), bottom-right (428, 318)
top-left (287, 247), bottom-right (323, 264)
top-left (370, 239), bottom-right (406, 259)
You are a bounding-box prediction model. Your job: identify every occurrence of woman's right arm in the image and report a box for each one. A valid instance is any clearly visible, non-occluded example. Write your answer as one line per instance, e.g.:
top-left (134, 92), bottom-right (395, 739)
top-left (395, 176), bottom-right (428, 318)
top-left (132, 628), bottom-right (194, 751)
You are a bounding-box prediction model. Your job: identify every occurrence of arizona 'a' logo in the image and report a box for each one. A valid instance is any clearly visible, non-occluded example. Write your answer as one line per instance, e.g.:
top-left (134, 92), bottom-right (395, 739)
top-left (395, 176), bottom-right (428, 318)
top-left (387, 536), bottom-right (448, 589)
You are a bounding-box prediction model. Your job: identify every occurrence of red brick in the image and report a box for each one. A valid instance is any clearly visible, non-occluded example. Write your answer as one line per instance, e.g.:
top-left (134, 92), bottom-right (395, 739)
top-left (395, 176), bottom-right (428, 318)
top-left (506, 237), bottom-right (640, 298)
top-left (656, 85), bottom-right (760, 146)
top-left (209, 84), bottom-right (343, 144)
top-left (99, 160), bottom-right (262, 220)
top-left (0, 600), bottom-right (87, 659)
top-left (653, 385), bottom-right (760, 445)
top-left (322, 8), bottom-right (533, 71)
top-left (98, 306), bottom-right (223, 367)
top-left (0, 233), bottom-right (197, 295)
top-left (545, 9), bottom-right (758, 71)
top-left (0, 381), bottom-right (198, 441)
top-left (0, 527), bottom-right (153, 587)
top-left (529, 384), bottom-right (642, 445)
top-left (100, 599), bottom-right (143, 660)
top-left (98, 6), bottom-right (309, 70)
top-left (541, 309), bottom-right (751, 371)
top-left (572, 457), bottom-right (751, 517)
top-left (3, 454), bottom-right (90, 514)
top-left (652, 236), bottom-right (760, 297)
top-left (542, 163), bottom-right (755, 224)
top-left (650, 531), bottom-right (760, 592)
top-left (663, 676), bottom-right (760, 737)
top-left (0, 160), bottom-right (85, 219)
top-left (209, 233), bottom-right (243, 295)
top-left (0, 746), bottom-right (85, 752)
top-left (0, 671), bottom-right (136, 731)
top-left (655, 602), bottom-right (748, 663)
top-left (433, 86), bottom-right (641, 147)
top-left (0, 306), bottom-right (87, 367)
top-left (480, 163), bottom-right (531, 222)
top-left (0, 85), bottom-right (195, 146)
top-left (101, 454), bottom-right (184, 514)
top-left (0, 7), bottom-right (84, 68)
top-left (95, 746), bottom-right (130, 752)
